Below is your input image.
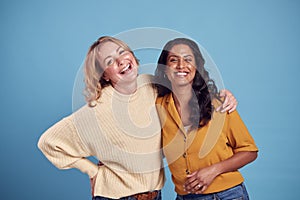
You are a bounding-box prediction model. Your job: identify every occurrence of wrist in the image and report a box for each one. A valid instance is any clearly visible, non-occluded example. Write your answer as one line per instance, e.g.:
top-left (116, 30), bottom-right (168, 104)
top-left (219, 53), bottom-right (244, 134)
top-left (212, 162), bottom-right (224, 176)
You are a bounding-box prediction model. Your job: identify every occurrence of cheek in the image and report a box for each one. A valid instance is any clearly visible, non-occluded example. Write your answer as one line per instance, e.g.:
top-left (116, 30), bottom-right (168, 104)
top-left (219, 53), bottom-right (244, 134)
top-left (132, 59), bottom-right (139, 69)
top-left (165, 67), bottom-right (173, 76)
top-left (123, 53), bottom-right (131, 60)
top-left (189, 68), bottom-right (197, 79)
top-left (166, 61), bottom-right (176, 70)
top-left (125, 53), bottom-right (138, 65)
top-left (103, 67), bottom-right (117, 79)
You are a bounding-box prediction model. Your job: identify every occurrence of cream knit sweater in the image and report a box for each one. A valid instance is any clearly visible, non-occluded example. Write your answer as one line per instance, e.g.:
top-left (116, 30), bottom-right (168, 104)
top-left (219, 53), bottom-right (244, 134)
top-left (38, 75), bottom-right (165, 198)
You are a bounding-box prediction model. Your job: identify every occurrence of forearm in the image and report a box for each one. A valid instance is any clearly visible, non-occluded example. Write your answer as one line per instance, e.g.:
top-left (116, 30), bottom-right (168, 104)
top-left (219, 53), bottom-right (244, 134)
top-left (70, 158), bottom-right (99, 178)
top-left (213, 151), bottom-right (258, 176)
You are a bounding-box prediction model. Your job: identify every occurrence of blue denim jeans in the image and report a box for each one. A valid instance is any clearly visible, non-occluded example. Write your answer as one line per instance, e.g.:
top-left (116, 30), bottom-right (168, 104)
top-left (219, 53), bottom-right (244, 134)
top-left (176, 183), bottom-right (249, 200)
top-left (92, 190), bottom-right (161, 200)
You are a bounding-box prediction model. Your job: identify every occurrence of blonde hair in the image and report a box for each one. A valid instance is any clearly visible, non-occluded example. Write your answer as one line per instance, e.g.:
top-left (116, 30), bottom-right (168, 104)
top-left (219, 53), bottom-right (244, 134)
top-left (83, 36), bottom-right (138, 106)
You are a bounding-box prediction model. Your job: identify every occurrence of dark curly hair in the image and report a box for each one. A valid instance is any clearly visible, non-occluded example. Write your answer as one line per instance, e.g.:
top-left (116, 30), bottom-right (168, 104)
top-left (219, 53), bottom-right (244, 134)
top-left (155, 38), bottom-right (220, 128)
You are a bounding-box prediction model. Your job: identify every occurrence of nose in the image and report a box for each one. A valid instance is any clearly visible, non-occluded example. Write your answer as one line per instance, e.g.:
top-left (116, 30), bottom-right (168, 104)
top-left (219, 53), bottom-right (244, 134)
top-left (116, 57), bottom-right (125, 67)
top-left (176, 58), bottom-right (185, 69)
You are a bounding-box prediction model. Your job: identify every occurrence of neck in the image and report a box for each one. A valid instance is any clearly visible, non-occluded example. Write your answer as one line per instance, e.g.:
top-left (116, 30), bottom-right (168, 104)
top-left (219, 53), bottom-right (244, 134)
top-left (172, 84), bottom-right (193, 105)
top-left (172, 84), bottom-right (194, 126)
top-left (112, 80), bottom-right (137, 95)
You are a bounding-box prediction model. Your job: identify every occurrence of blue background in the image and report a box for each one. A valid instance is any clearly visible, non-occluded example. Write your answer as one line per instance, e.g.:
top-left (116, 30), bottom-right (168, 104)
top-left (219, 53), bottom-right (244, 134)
top-left (1, 0), bottom-right (299, 199)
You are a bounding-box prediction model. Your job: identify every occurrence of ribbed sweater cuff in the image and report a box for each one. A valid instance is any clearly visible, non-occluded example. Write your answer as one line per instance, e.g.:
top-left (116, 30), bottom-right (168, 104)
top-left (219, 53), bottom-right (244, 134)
top-left (71, 158), bottom-right (98, 178)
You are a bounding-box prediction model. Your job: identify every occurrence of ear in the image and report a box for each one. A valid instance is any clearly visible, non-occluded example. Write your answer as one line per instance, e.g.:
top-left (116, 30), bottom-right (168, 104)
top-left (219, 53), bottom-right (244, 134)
top-left (102, 72), bottom-right (110, 82)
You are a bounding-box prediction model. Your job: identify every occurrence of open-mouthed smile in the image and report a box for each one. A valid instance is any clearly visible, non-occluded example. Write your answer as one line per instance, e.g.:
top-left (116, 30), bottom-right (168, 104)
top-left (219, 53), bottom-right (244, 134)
top-left (174, 71), bottom-right (189, 77)
top-left (120, 63), bottom-right (132, 74)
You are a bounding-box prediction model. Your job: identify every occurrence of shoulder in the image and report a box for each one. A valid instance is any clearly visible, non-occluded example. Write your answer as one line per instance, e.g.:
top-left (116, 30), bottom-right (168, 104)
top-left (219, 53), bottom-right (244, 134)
top-left (211, 97), bottom-right (223, 109)
top-left (71, 104), bottom-right (98, 123)
top-left (156, 93), bottom-right (171, 105)
top-left (211, 97), bottom-right (243, 125)
top-left (137, 74), bottom-right (157, 96)
top-left (137, 74), bottom-right (154, 85)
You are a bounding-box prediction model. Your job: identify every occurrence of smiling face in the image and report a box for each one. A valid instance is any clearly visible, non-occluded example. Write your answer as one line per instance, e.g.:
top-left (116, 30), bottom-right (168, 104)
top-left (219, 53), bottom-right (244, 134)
top-left (165, 44), bottom-right (196, 88)
top-left (98, 41), bottom-right (139, 88)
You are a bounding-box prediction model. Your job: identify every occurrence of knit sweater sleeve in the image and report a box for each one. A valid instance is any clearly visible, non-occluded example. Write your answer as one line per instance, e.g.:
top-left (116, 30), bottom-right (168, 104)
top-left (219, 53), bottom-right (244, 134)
top-left (37, 115), bottom-right (98, 178)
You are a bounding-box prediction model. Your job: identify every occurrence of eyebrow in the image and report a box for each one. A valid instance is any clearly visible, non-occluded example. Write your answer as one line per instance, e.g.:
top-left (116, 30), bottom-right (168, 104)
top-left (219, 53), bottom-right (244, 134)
top-left (103, 46), bottom-right (123, 64)
top-left (116, 46), bottom-right (122, 52)
top-left (104, 55), bottom-right (112, 64)
top-left (168, 54), bottom-right (193, 58)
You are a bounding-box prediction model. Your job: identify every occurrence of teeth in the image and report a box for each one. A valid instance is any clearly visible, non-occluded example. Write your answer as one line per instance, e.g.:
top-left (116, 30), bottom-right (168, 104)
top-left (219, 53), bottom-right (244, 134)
top-left (176, 72), bottom-right (187, 76)
top-left (121, 64), bottom-right (130, 73)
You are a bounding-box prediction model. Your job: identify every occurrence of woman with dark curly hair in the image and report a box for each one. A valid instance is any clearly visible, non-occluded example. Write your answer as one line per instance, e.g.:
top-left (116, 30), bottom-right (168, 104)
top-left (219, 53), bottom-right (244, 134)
top-left (155, 38), bottom-right (258, 200)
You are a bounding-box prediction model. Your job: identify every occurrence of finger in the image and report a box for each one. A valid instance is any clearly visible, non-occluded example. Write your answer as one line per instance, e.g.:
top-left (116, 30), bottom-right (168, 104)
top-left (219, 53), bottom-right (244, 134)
top-left (186, 182), bottom-right (200, 193)
top-left (221, 96), bottom-right (237, 113)
top-left (190, 182), bottom-right (205, 194)
top-left (184, 178), bottom-right (198, 188)
top-left (216, 105), bottom-right (222, 112)
top-left (185, 172), bottom-right (198, 185)
top-left (195, 185), bottom-right (207, 194)
top-left (222, 93), bottom-right (230, 108)
top-left (221, 95), bottom-right (236, 112)
top-left (184, 179), bottom-right (199, 191)
top-left (199, 185), bottom-right (207, 193)
top-left (184, 171), bottom-right (199, 191)
top-left (221, 89), bottom-right (233, 97)
top-left (195, 183), bottom-right (202, 191)
top-left (185, 176), bottom-right (197, 185)
top-left (188, 184), bottom-right (200, 193)
top-left (219, 89), bottom-right (226, 97)
top-left (228, 104), bottom-right (237, 114)
top-left (220, 104), bottom-right (231, 113)
top-left (216, 89), bottom-right (226, 112)
top-left (186, 171), bottom-right (197, 178)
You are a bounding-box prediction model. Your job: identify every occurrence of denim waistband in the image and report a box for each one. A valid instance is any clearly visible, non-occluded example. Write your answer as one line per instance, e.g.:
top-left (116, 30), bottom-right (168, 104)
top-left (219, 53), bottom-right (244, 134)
top-left (176, 183), bottom-right (249, 200)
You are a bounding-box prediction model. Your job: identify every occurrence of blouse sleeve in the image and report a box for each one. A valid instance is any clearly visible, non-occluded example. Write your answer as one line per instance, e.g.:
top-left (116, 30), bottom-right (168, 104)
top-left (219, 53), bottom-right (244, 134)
top-left (37, 115), bottom-right (98, 178)
top-left (225, 111), bottom-right (259, 153)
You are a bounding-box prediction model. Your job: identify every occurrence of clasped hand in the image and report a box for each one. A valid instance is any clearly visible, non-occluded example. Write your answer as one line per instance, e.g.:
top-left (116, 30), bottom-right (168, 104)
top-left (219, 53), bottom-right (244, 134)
top-left (183, 165), bottom-right (219, 194)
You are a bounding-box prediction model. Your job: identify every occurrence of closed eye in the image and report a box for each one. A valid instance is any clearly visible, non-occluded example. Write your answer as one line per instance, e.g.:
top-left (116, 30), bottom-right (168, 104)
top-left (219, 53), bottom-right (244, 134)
top-left (106, 59), bottom-right (113, 66)
top-left (185, 58), bottom-right (193, 63)
top-left (118, 47), bottom-right (128, 55)
top-left (168, 56), bottom-right (179, 63)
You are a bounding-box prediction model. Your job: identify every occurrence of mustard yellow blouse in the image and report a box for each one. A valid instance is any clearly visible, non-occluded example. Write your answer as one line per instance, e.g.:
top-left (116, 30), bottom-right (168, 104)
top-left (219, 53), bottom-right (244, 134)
top-left (156, 94), bottom-right (258, 194)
